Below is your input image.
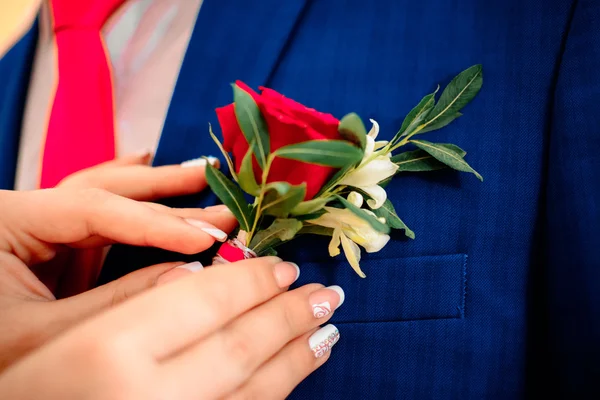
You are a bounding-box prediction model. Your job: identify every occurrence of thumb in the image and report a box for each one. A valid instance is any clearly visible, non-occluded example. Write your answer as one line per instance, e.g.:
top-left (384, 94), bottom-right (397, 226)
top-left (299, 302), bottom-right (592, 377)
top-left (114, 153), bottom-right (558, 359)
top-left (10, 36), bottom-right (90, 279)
top-left (51, 261), bottom-right (203, 323)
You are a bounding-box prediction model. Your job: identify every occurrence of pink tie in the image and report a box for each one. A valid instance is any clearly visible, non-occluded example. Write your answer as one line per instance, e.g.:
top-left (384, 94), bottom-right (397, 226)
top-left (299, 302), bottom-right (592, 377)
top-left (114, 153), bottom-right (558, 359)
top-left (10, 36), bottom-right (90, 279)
top-left (36, 0), bottom-right (125, 297)
top-left (41, 0), bottom-right (125, 189)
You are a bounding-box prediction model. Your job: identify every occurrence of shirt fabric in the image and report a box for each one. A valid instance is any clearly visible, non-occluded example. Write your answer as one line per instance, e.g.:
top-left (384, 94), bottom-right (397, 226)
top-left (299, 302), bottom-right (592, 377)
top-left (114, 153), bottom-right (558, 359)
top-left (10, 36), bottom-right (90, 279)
top-left (15, 0), bottom-right (203, 190)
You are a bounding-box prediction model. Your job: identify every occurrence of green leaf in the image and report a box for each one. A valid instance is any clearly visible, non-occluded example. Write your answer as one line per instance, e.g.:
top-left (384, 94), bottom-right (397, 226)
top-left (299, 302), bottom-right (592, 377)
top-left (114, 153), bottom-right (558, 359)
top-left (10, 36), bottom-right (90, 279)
top-left (294, 209), bottom-right (327, 221)
top-left (419, 65), bottom-right (483, 132)
top-left (209, 124), bottom-right (237, 181)
top-left (249, 218), bottom-right (303, 254)
top-left (232, 83), bottom-right (270, 168)
top-left (291, 197), bottom-right (332, 216)
top-left (418, 112), bottom-right (462, 134)
top-left (394, 87), bottom-right (438, 142)
top-left (391, 149), bottom-right (447, 172)
top-left (299, 224), bottom-right (335, 237)
top-left (273, 140), bottom-right (363, 168)
top-left (371, 199), bottom-right (415, 239)
top-left (316, 165), bottom-right (352, 197)
top-left (338, 113), bottom-right (367, 150)
top-left (237, 144), bottom-right (260, 196)
top-left (411, 140), bottom-right (482, 181)
top-left (204, 162), bottom-right (252, 231)
top-left (262, 182), bottom-right (306, 217)
top-left (335, 195), bottom-right (390, 234)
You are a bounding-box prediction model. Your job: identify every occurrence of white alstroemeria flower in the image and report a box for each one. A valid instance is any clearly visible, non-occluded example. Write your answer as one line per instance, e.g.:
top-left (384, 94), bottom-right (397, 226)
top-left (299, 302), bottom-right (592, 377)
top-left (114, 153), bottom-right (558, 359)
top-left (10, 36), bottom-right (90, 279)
top-left (309, 192), bottom-right (390, 277)
top-left (338, 119), bottom-right (398, 209)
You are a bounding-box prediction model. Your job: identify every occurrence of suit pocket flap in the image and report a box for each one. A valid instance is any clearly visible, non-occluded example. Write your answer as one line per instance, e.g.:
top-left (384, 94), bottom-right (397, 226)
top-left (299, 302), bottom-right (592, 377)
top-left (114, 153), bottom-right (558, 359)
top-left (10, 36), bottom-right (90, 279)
top-left (296, 253), bottom-right (467, 323)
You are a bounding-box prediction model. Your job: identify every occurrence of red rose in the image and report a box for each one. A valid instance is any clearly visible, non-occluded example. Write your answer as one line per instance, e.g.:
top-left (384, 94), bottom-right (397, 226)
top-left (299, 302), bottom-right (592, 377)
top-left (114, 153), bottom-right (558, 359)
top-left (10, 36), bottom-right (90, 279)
top-left (216, 81), bottom-right (341, 200)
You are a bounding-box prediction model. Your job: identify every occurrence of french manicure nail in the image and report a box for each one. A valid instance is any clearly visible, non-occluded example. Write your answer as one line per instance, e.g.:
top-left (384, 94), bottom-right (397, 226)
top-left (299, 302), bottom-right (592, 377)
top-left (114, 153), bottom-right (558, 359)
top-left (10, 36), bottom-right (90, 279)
top-left (176, 261), bottom-right (204, 272)
top-left (309, 285), bottom-right (345, 318)
top-left (274, 262), bottom-right (300, 288)
top-left (309, 324), bottom-right (340, 358)
top-left (184, 219), bottom-right (228, 241)
top-left (181, 156), bottom-right (219, 168)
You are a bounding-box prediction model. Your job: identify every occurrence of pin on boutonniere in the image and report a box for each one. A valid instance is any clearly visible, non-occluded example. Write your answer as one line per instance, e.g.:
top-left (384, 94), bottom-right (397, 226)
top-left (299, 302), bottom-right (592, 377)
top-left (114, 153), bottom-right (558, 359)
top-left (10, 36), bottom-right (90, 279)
top-left (205, 65), bottom-right (483, 277)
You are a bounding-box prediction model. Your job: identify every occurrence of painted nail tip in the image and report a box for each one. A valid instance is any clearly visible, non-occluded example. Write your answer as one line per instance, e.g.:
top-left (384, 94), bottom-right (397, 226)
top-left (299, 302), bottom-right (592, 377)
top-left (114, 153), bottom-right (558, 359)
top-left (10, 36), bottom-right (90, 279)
top-left (181, 156), bottom-right (218, 168)
top-left (288, 262), bottom-right (300, 281)
top-left (176, 261), bottom-right (204, 272)
top-left (201, 228), bottom-right (228, 242)
top-left (309, 324), bottom-right (340, 358)
top-left (327, 285), bottom-right (345, 308)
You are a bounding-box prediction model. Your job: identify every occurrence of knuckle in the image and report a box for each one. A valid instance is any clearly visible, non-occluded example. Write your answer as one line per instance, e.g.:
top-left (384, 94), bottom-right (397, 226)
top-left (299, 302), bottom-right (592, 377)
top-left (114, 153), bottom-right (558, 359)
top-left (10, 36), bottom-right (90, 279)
top-left (81, 187), bottom-right (111, 204)
top-left (221, 329), bottom-right (257, 375)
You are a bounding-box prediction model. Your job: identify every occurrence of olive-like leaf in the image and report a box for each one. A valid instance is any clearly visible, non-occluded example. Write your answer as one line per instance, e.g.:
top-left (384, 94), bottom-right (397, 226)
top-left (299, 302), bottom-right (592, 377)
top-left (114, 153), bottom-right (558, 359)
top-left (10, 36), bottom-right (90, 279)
top-left (393, 87), bottom-right (438, 142)
top-left (262, 182), bottom-right (306, 217)
top-left (371, 199), bottom-right (415, 239)
top-left (250, 218), bottom-right (303, 254)
top-left (291, 197), bottom-right (332, 216)
top-left (419, 65), bottom-right (483, 132)
top-left (392, 146), bottom-right (464, 172)
top-left (273, 140), bottom-right (363, 168)
top-left (233, 83), bottom-right (270, 168)
top-left (418, 112), bottom-right (462, 134)
top-left (411, 140), bottom-right (482, 181)
top-left (237, 144), bottom-right (260, 196)
top-left (204, 162), bottom-right (252, 231)
top-left (338, 113), bottom-right (367, 150)
top-left (392, 149), bottom-right (447, 172)
top-left (299, 224), bottom-right (335, 237)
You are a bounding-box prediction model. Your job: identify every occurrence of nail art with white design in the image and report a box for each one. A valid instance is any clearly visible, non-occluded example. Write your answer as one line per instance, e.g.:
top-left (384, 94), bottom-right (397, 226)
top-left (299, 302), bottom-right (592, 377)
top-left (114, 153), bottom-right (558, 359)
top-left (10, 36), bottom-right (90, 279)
top-left (309, 324), bottom-right (340, 358)
top-left (309, 285), bottom-right (345, 319)
top-left (312, 302), bottom-right (332, 318)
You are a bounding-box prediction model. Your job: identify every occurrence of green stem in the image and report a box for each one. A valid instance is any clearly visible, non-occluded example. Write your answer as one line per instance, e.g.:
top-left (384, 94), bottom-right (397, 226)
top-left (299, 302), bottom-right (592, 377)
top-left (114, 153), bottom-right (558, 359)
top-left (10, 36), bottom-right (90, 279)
top-left (246, 155), bottom-right (275, 244)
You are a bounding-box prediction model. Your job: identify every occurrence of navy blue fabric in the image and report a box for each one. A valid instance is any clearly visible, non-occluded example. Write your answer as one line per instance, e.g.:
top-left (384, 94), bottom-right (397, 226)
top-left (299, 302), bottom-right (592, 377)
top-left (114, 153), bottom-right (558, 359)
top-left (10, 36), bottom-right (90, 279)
top-left (1, 0), bottom-right (599, 398)
top-left (544, 0), bottom-right (600, 397)
top-left (0, 21), bottom-right (37, 190)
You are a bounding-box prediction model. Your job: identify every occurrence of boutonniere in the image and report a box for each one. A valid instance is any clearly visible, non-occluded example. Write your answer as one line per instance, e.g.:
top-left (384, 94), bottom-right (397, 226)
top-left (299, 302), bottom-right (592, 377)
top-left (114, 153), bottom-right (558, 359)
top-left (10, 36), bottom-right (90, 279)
top-left (206, 65), bottom-right (483, 277)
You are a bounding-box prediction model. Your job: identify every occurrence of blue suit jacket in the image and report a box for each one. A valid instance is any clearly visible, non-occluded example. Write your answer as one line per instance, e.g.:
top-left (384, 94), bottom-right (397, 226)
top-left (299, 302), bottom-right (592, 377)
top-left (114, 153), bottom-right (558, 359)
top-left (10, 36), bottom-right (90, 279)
top-left (1, 0), bottom-right (599, 398)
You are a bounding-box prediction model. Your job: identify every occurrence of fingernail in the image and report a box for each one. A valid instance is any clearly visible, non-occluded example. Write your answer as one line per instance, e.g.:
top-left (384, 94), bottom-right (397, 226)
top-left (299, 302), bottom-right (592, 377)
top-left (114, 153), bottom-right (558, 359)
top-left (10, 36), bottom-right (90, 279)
top-left (184, 219), bottom-right (228, 242)
top-left (181, 156), bottom-right (219, 168)
top-left (176, 261), bottom-right (204, 272)
top-left (309, 285), bottom-right (345, 318)
top-left (273, 262), bottom-right (300, 288)
top-left (309, 324), bottom-right (340, 358)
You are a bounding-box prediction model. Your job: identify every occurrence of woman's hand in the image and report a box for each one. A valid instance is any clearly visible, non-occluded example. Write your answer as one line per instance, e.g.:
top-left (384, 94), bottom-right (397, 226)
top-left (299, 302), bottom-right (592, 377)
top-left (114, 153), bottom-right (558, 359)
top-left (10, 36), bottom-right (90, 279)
top-left (57, 151), bottom-right (216, 201)
top-left (0, 257), bottom-right (344, 400)
top-left (0, 188), bottom-right (236, 372)
top-left (36, 152), bottom-right (218, 298)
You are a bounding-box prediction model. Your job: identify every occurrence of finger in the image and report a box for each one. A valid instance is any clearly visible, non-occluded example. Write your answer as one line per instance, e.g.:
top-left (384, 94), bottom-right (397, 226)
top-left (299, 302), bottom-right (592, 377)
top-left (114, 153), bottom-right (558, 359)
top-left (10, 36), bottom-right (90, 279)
top-left (60, 158), bottom-right (217, 201)
top-left (100, 150), bottom-right (153, 167)
top-left (162, 284), bottom-right (344, 398)
top-left (71, 205), bottom-right (238, 249)
top-left (225, 326), bottom-right (338, 400)
top-left (3, 189), bottom-right (228, 264)
top-left (81, 257), bottom-right (299, 360)
top-left (50, 261), bottom-right (196, 324)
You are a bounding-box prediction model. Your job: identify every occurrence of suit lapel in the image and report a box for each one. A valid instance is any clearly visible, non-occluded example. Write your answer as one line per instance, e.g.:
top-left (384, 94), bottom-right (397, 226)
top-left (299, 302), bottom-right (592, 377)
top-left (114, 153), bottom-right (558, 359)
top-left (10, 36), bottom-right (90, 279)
top-left (154, 0), bottom-right (308, 179)
top-left (0, 21), bottom-right (38, 190)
